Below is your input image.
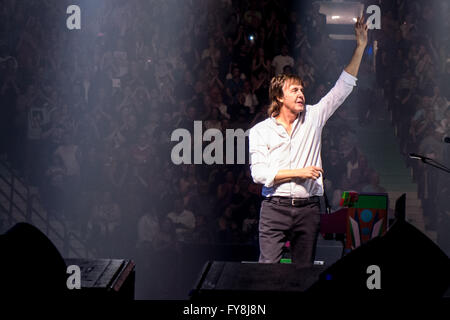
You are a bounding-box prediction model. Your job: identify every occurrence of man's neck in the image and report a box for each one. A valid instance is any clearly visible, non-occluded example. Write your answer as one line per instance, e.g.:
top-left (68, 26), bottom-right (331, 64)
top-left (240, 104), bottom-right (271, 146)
top-left (275, 109), bottom-right (300, 136)
top-left (275, 109), bottom-right (299, 126)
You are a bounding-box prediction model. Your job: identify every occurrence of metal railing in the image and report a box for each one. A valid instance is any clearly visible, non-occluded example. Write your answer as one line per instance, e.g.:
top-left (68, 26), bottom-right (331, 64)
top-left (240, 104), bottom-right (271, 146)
top-left (0, 159), bottom-right (94, 258)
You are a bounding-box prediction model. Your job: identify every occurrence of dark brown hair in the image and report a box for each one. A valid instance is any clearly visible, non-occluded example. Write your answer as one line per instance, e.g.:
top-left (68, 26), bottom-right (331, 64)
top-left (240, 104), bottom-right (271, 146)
top-left (268, 73), bottom-right (304, 117)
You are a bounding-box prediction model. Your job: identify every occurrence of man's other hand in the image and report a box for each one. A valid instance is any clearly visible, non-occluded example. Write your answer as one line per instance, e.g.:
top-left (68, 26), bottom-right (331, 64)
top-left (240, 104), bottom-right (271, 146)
top-left (298, 166), bottom-right (324, 180)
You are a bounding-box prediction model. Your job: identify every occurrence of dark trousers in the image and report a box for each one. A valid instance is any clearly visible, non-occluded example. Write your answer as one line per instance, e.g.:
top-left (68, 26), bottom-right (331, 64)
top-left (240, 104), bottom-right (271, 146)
top-left (258, 198), bottom-right (321, 266)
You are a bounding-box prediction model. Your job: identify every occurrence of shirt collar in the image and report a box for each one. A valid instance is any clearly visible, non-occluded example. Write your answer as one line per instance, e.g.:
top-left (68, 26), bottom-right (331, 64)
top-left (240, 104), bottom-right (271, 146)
top-left (270, 110), bottom-right (304, 127)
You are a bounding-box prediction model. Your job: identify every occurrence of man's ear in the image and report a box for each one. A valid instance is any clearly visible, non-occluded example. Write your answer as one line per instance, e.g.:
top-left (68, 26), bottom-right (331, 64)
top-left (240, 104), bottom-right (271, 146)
top-left (277, 95), bottom-right (284, 104)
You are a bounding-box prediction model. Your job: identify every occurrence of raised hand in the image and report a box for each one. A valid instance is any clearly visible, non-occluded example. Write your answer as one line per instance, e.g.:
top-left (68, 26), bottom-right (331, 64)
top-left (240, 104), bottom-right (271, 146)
top-left (355, 16), bottom-right (368, 48)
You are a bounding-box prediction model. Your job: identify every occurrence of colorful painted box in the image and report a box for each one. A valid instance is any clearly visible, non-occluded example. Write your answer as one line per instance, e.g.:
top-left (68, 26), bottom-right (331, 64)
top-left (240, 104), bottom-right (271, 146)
top-left (341, 192), bottom-right (389, 251)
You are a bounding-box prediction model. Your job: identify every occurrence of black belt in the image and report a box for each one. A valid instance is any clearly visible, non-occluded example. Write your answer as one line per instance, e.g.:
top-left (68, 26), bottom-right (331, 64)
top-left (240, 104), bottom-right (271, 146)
top-left (266, 196), bottom-right (320, 207)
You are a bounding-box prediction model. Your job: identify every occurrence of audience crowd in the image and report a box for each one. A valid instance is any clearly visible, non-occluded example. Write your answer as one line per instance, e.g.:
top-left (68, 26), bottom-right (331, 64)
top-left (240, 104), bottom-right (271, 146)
top-left (0, 0), bottom-right (448, 297)
top-left (374, 0), bottom-right (449, 238)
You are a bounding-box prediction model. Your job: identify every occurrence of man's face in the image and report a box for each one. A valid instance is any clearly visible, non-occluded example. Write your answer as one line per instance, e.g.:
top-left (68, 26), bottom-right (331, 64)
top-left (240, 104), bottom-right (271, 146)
top-left (279, 79), bottom-right (305, 115)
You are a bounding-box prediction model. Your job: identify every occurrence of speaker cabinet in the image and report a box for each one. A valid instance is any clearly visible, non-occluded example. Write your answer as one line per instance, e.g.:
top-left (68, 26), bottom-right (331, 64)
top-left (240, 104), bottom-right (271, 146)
top-left (191, 221), bottom-right (450, 300)
top-left (191, 261), bottom-right (326, 300)
top-left (307, 220), bottom-right (450, 298)
top-left (65, 258), bottom-right (135, 300)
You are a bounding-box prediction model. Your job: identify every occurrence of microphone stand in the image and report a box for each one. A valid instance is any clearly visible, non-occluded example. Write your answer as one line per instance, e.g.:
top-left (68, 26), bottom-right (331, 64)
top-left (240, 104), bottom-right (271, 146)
top-left (409, 153), bottom-right (450, 174)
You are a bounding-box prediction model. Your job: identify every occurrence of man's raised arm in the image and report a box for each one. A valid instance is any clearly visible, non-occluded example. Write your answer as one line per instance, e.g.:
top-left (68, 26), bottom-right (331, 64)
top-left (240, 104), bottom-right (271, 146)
top-left (344, 16), bottom-right (368, 78)
top-left (312, 16), bottom-right (369, 126)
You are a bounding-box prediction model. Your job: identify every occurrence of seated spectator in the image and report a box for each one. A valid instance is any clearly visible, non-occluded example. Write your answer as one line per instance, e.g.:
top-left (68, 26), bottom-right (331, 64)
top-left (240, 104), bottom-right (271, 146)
top-left (42, 154), bottom-right (66, 215)
top-left (188, 180), bottom-right (215, 217)
top-left (251, 47), bottom-right (271, 75)
top-left (348, 154), bottom-right (372, 191)
top-left (225, 66), bottom-right (245, 105)
top-left (179, 164), bottom-right (198, 199)
top-left (154, 216), bottom-right (177, 253)
top-left (282, 65), bottom-right (293, 74)
top-left (235, 43), bottom-right (253, 78)
top-left (362, 171), bottom-right (386, 193)
top-left (440, 62), bottom-right (450, 100)
top-left (229, 176), bottom-right (259, 225)
top-left (296, 61), bottom-right (315, 86)
top-left (309, 83), bottom-right (327, 105)
top-left (217, 206), bottom-right (239, 243)
top-left (191, 214), bottom-right (214, 244)
top-left (293, 23), bottom-right (310, 53)
top-left (322, 146), bottom-right (346, 195)
top-left (216, 170), bottom-right (236, 212)
top-left (251, 70), bottom-right (269, 106)
top-left (54, 132), bottom-right (81, 177)
top-left (175, 70), bottom-right (195, 102)
top-left (437, 106), bottom-right (450, 134)
top-left (239, 80), bottom-right (258, 114)
top-left (130, 131), bottom-right (152, 166)
top-left (201, 94), bottom-right (214, 119)
top-left (241, 203), bottom-right (259, 243)
top-left (410, 101), bottom-right (436, 145)
top-left (201, 38), bottom-right (221, 68)
top-left (419, 127), bottom-right (446, 163)
top-left (430, 85), bottom-right (449, 122)
top-left (208, 67), bottom-right (224, 91)
top-left (320, 48), bottom-right (340, 83)
top-left (87, 191), bottom-right (122, 255)
top-left (271, 44), bottom-right (294, 75)
top-left (54, 132), bottom-right (82, 219)
top-left (167, 198), bottom-right (196, 242)
top-left (137, 208), bottom-right (160, 249)
top-left (210, 86), bottom-right (230, 120)
top-left (89, 190), bottom-right (122, 233)
top-left (103, 153), bottom-right (129, 197)
top-left (243, 2), bottom-right (262, 29)
top-left (204, 107), bottom-right (222, 131)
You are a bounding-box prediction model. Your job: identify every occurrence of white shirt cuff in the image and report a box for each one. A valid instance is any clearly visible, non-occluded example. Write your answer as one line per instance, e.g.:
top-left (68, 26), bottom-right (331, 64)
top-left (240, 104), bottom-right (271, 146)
top-left (340, 70), bottom-right (358, 86)
top-left (264, 167), bottom-right (279, 188)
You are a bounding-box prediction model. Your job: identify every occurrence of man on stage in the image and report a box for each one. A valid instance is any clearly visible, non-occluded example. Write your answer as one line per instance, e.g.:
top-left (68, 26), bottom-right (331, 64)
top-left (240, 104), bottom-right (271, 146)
top-left (249, 17), bottom-right (368, 265)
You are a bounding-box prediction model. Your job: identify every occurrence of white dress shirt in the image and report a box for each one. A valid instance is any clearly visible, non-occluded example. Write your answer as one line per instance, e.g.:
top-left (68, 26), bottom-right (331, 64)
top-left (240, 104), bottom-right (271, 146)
top-left (249, 70), bottom-right (357, 198)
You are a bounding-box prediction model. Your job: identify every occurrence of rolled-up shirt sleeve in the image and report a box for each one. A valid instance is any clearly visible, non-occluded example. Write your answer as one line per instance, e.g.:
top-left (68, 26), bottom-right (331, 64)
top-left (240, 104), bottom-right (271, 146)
top-left (315, 70), bottom-right (357, 127)
top-left (249, 126), bottom-right (278, 188)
